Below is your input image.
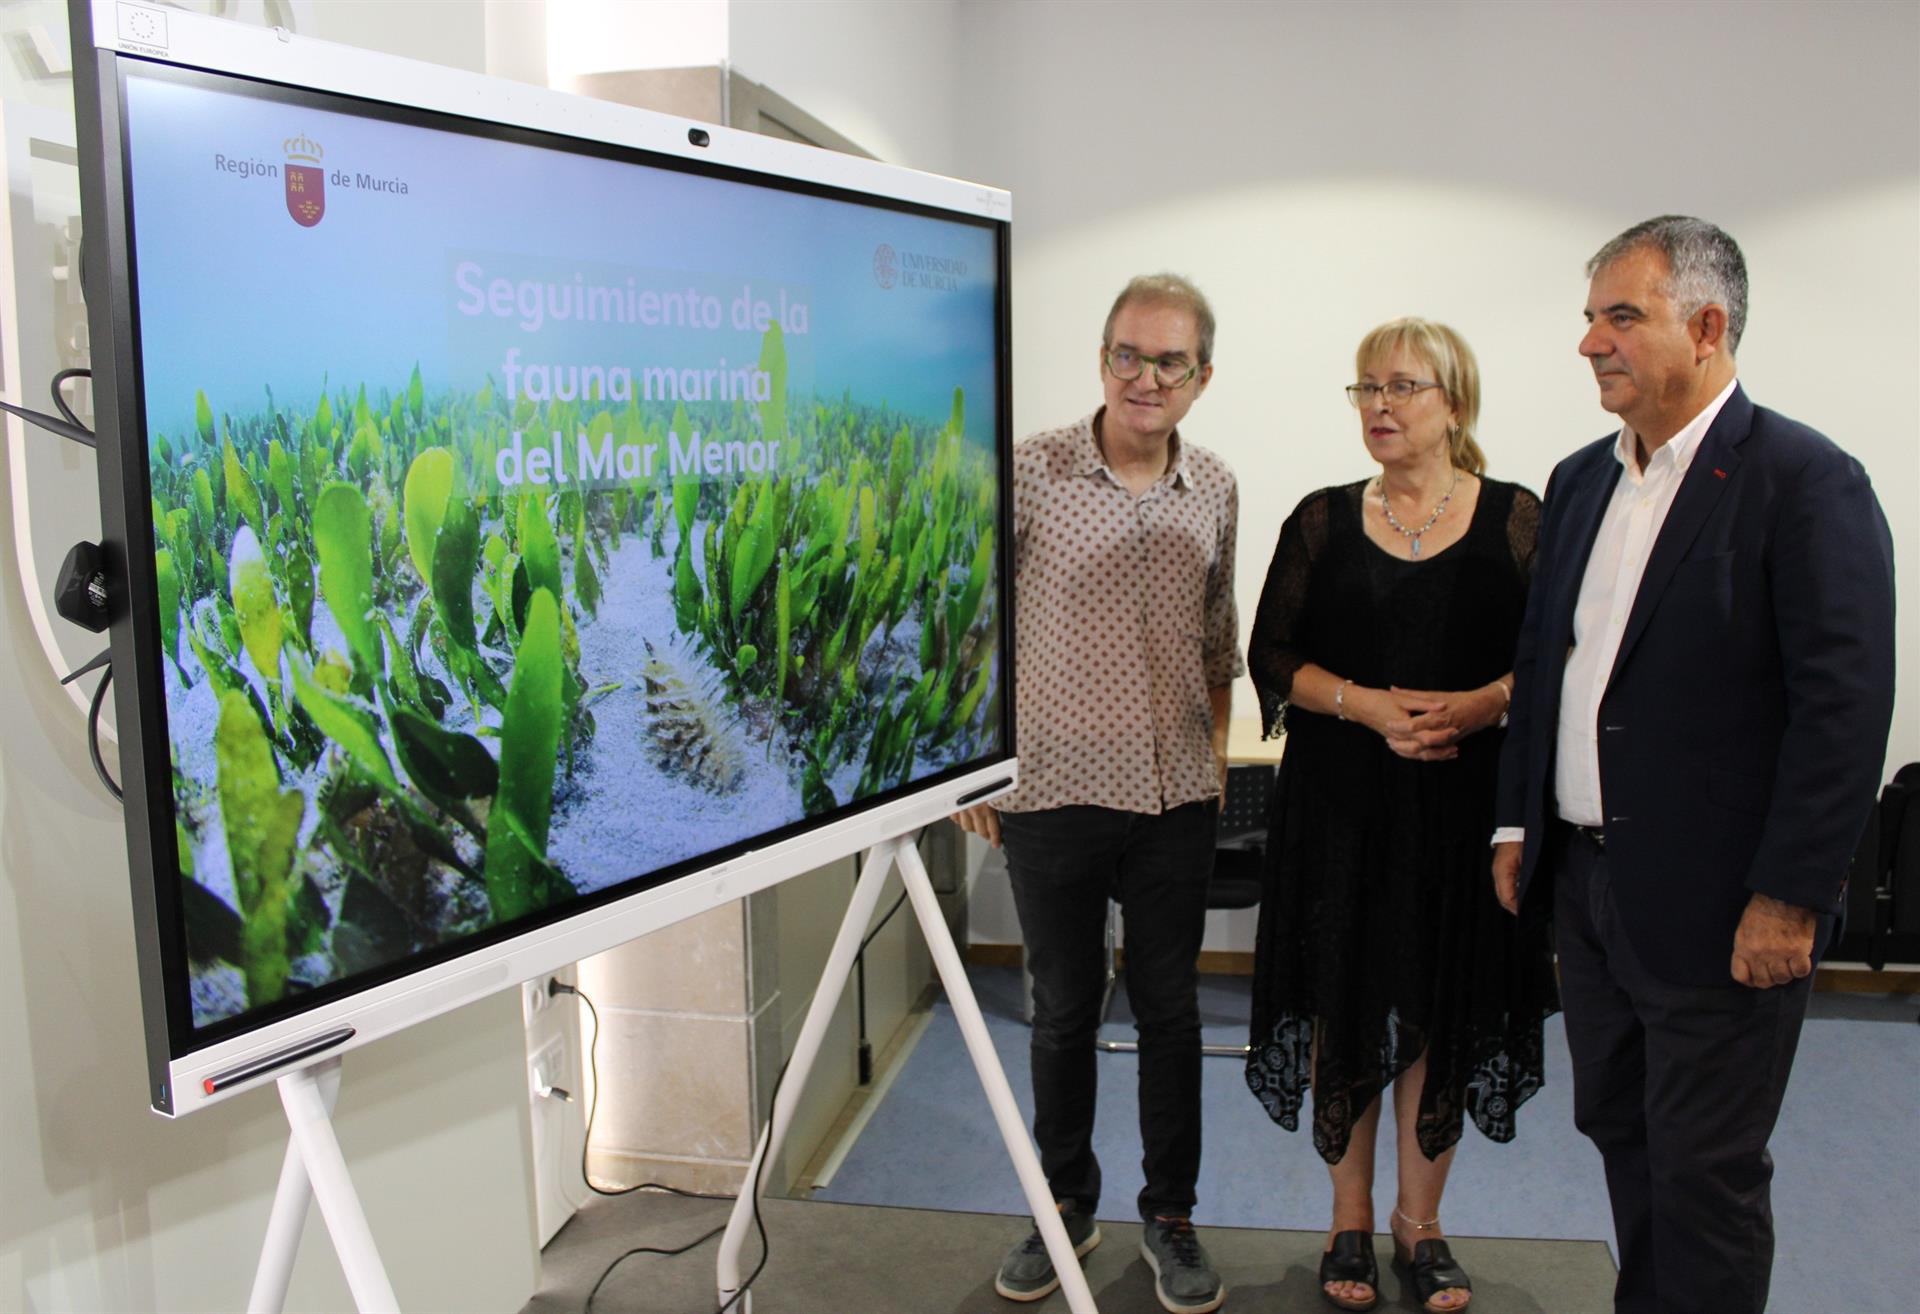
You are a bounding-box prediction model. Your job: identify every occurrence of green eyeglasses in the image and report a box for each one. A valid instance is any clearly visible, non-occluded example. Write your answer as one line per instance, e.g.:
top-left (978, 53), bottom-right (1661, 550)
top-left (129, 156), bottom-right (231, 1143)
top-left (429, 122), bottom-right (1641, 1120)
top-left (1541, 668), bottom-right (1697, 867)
top-left (1105, 347), bottom-right (1200, 389)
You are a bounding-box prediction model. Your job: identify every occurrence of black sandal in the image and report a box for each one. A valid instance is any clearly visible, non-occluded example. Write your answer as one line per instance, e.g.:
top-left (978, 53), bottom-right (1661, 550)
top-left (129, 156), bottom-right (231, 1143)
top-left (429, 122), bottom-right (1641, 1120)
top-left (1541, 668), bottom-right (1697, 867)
top-left (1317, 1230), bottom-right (1379, 1311)
top-left (1394, 1237), bottom-right (1472, 1312)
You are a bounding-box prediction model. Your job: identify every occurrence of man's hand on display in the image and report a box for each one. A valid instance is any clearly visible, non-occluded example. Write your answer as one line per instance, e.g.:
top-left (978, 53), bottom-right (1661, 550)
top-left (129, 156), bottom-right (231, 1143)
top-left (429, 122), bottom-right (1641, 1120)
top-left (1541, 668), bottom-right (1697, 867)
top-left (952, 803), bottom-right (1002, 848)
top-left (1215, 748), bottom-right (1230, 798)
top-left (1730, 892), bottom-right (1816, 988)
top-left (1492, 841), bottom-right (1522, 915)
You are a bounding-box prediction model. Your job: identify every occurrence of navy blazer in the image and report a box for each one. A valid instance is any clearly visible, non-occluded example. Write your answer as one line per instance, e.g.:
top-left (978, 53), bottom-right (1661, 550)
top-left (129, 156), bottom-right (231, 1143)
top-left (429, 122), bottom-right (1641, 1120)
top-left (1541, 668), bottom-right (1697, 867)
top-left (1495, 384), bottom-right (1896, 985)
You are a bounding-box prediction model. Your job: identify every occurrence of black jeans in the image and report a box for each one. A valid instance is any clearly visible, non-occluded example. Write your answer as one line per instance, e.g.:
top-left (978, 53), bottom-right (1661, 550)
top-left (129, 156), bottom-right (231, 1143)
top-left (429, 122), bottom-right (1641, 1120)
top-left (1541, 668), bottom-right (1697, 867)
top-left (1552, 825), bottom-right (1812, 1314)
top-left (1001, 801), bottom-right (1216, 1221)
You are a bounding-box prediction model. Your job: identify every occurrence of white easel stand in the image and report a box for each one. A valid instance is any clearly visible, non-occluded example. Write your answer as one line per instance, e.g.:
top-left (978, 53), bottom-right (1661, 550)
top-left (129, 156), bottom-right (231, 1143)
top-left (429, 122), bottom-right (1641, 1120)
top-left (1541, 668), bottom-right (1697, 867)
top-left (716, 833), bottom-right (1097, 1313)
top-left (247, 1056), bottom-right (401, 1314)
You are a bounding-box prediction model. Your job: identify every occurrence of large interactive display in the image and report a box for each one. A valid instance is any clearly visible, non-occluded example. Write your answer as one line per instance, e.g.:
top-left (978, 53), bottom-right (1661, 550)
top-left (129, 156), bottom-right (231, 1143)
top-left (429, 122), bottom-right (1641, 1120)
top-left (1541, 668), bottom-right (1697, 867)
top-left (72, 4), bottom-right (1013, 1114)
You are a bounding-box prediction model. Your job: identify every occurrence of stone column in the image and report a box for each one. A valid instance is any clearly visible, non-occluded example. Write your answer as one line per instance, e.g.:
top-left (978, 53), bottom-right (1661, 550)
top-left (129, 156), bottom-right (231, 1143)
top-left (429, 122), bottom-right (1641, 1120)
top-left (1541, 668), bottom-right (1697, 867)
top-left (575, 891), bottom-right (780, 1195)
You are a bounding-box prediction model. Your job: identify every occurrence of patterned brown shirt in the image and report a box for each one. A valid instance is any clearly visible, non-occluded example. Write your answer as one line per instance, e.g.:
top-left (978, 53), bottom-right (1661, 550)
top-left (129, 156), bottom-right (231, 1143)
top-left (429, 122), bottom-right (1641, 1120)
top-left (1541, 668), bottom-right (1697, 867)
top-left (1000, 409), bottom-right (1244, 815)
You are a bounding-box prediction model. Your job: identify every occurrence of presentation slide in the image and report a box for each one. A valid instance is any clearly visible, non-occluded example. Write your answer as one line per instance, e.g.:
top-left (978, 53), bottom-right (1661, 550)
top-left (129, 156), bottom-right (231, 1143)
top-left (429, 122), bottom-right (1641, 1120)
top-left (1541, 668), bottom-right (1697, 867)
top-left (121, 70), bottom-right (1006, 1036)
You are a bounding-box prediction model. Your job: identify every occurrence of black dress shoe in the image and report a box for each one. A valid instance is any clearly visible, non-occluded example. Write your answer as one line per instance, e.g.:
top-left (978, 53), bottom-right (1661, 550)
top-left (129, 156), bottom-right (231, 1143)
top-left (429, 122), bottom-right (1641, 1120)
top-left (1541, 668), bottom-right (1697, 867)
top-left (1317, 1230), bottom-right (1378, 1311)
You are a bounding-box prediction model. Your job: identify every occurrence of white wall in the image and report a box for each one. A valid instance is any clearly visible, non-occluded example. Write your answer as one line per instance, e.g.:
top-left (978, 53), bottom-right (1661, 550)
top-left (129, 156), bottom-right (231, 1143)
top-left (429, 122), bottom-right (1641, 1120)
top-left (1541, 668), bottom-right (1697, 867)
top-left (1, 4), bottom-right (540, 1308)
top-left (548, 0), bottom-right (729, 83)
top-left (485, 0), bottom-right (551, 87)
top-left (730, 0), bottom-right (962, 173)
top-left (298, 0), bottom-right (491, 73)
top-left (956, 0), bottom-right (1919, 779)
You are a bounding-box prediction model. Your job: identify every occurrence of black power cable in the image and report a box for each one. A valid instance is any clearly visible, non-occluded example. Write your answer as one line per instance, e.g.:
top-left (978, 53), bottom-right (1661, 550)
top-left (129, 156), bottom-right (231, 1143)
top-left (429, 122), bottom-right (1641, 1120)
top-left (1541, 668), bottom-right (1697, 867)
top-left (553, 980), bottom-right (733, 1206)
top-left (712, 1055), bottom-right (785, 1314)
top-left (860, 889), bottom-right (911, 959)
top-left (552, 980), bottom-right (782, 1314)
top-left (544, 841), bottom-right (928, 1309)
top-left (50, 367), bottom-right (91, 434)
top-left (86, 664), bottom-right (121, 801)
top-left (1, 366), bottom-right (95, 448)
top-left (59, 651), bottom-right (121, 802)
top-left (22, 366), bottom-right (115, 802)
top-left (851, 826), bottom-right (923, 1085)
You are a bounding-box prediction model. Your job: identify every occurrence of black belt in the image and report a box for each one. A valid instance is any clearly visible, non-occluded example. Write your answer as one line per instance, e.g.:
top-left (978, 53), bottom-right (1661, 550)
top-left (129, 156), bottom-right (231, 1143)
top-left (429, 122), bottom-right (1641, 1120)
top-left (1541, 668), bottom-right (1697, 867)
top-left (1558, 820), bottom-right (1606, 851)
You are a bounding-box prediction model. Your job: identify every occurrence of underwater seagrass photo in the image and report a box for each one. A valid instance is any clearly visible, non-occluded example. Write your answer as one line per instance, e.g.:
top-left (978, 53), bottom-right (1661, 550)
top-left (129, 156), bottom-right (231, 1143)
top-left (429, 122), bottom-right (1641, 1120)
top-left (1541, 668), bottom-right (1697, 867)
top-left (152, 327), bottom-right (1003, 1028)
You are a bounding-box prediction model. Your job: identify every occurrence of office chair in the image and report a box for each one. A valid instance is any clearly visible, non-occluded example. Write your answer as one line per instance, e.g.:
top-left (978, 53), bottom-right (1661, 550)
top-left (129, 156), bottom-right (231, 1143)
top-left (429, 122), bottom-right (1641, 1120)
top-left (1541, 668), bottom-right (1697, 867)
top-left (1094, 763), bottom-right (1276, 1057)
top-left (1841, 764), bottom-right (1919, 971)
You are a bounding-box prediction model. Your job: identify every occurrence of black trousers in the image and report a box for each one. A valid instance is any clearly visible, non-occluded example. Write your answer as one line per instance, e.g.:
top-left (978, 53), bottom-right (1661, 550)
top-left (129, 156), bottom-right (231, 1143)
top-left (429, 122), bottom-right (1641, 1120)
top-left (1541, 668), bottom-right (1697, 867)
top-left (1551, 826), bottom-right (1812, 1314)
top-left (1001, 801), bottom-right (1215, 1221)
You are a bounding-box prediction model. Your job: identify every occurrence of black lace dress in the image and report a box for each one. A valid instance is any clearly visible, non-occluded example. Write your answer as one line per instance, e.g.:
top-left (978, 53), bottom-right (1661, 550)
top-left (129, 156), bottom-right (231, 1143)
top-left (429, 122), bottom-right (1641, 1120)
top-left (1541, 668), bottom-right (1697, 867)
top-left (1243, 478), bottom-right (1558, 1163)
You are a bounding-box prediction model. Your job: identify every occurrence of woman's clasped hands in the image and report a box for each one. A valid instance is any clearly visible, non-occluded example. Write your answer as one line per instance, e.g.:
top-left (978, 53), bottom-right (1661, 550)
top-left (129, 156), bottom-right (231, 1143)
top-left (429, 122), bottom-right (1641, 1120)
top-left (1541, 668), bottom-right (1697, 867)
top-left (1349, 683), bottom-right (1508, 762)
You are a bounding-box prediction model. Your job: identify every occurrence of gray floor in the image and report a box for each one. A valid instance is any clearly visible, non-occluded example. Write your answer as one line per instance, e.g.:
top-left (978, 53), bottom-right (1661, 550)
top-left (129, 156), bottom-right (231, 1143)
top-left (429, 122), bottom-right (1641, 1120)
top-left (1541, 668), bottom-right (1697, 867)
top-left (529, 969), bottom-right (1915, 1314)
top-left (812, 967), bottom-right (1920, 1314)
top-left (528, 1192), bottom-right (1618, 1314)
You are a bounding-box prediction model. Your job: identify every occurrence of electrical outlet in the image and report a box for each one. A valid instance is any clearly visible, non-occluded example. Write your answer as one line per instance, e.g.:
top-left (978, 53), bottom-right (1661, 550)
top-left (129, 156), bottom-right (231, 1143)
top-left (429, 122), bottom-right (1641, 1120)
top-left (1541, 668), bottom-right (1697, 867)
top-left (525, 1031), bottom-right (579, 1246)
top-left (522, 978), bottom-right (547, 1021)
top-left (528, 1036), bottom-right (569, 1101)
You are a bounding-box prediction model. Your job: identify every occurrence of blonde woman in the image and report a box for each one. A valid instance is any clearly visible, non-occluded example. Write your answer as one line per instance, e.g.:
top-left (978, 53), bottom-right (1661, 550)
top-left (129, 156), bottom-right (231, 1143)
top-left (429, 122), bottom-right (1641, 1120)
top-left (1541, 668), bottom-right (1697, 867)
top-left (1244, 319), bottom-right (1557, 1312)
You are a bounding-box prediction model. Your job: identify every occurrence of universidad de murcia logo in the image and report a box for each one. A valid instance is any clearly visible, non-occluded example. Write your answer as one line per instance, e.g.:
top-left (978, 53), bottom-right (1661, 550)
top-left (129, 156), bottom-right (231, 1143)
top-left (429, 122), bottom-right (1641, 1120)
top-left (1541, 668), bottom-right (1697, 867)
top-left (873, 243), bottom-right (967, 292)
top-left (284, 133), bottom-right (324, 228)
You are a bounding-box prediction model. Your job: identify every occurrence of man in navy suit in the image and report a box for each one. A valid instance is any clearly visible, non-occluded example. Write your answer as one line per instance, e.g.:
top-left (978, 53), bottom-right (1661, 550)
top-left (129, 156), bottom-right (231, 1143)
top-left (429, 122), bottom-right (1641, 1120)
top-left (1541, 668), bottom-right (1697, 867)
top-left (1491, 216), bottom-right (1895, 1314)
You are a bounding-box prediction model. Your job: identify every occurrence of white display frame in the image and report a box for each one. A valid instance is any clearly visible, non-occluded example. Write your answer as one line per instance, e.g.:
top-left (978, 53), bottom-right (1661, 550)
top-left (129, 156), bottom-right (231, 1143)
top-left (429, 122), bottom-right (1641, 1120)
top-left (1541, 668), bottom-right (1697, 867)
top-left (72, 0), bottom-right (1017, 1119)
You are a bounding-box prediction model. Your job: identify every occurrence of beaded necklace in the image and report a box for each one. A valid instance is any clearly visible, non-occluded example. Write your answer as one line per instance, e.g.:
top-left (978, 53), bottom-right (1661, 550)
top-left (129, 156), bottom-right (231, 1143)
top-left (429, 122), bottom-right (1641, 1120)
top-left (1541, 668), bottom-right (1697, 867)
top-left (1374, 467), bottom-right (1458, 558)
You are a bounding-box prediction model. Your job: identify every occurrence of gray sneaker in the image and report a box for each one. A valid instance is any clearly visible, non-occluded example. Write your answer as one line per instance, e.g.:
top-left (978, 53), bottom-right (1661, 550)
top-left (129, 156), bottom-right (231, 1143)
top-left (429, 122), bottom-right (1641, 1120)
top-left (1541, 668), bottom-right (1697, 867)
top-left (994, 1201), bottom-right (1102, 1302)
top-left (1140, 1216), bottom-right (1225, 1313)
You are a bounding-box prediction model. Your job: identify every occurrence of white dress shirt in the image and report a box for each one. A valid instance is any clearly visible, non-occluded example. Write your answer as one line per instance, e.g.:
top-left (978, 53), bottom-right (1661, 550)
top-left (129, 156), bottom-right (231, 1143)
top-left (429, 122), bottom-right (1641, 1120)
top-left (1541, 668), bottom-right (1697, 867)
top-left (1494, 377), bottom-right (1738, 844)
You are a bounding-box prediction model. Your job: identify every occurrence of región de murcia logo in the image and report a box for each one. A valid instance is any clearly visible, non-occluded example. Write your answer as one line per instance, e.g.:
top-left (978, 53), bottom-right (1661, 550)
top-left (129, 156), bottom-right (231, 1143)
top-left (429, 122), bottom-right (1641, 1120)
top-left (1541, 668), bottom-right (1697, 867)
top-left (284, 133), bottom-right (324, 228)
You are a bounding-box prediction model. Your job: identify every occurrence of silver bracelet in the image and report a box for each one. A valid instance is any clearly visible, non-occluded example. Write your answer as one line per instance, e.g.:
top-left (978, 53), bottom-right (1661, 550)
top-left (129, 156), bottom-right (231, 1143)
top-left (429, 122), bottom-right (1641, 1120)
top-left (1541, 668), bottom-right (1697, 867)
top-left (1335, 679), bottom-right (1350, 721)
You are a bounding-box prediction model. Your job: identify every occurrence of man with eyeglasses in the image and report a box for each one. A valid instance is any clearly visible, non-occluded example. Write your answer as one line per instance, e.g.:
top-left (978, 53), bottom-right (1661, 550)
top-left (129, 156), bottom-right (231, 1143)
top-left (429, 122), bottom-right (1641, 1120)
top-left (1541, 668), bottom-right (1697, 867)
top-left (1492, 216), bottom-right (1895, 1314)
top-left (955, 273), bottom-right (1241, 1314)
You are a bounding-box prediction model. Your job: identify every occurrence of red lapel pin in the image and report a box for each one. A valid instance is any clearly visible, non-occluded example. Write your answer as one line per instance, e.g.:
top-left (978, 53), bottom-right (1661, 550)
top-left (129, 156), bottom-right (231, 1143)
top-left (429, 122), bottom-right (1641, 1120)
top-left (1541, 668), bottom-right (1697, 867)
top-left (1712, 468), bottom-right (1728, 479)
